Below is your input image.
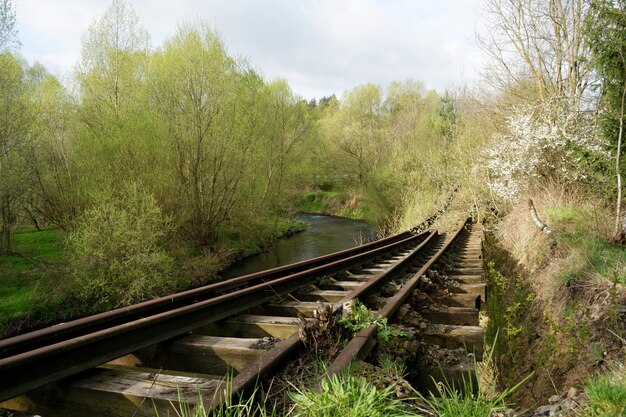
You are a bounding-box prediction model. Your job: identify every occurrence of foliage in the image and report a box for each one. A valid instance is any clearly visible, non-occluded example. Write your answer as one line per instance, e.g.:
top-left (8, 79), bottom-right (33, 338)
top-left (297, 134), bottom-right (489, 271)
top-left (586, 0), bottom-right (626, 241)
top-left (587, 0), bottom-right (626, 147)
top-left (339, 301), bottom-right (406, 342)
top-left (65, 184), bottom-right (174, 309)
top-left (289, 374), bottom-right (414, 417)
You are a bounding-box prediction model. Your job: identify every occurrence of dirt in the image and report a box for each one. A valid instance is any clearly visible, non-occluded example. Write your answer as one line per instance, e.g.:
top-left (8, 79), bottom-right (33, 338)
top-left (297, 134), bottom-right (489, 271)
top-left (484, 232), bottom-right (626, 412)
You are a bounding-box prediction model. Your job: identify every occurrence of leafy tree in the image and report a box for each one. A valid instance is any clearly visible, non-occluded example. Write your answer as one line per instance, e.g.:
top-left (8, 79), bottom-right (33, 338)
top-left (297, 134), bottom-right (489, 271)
top-left (586, 0), bottom-right (626, 242)
top-left (322, 84), bottom-right (385, 187)
top-left (0, 53), bottom-right (33, 254)
top-left (150, 24), bottom-right (258, 247)
top-left (77, 0), bottom-right (149, 135)
top-left (258, 80), bottom-right (312, 209)
top-left (29, 66), bottom-right (81, 228)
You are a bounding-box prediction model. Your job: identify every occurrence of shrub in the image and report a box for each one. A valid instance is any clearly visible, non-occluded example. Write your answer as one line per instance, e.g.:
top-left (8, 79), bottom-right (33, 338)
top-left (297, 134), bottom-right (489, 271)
top-left (66, 184), bottom-right (174, 309)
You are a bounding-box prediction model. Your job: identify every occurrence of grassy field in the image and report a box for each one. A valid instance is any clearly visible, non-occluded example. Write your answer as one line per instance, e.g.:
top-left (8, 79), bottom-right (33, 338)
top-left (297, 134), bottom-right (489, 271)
top-left (0, 228), bottom-right (64, 335)
top-left (0, 218), bottom-right (307, 337)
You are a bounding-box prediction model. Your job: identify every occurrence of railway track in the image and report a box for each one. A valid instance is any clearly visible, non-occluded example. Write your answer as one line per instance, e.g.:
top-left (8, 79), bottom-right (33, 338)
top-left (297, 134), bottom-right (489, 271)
top-left (0, 219), bottom-right (485, 416)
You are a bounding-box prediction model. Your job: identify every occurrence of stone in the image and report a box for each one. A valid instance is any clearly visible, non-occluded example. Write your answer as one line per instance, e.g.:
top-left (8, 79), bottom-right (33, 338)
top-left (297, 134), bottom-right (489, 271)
top-left (548, 394), bottom-right (562, 404)
top-left (548, 405), bottom-right (560, 416)
top-left (561, 398), bottom-right (577, 410)
top-left (535, 405), bottom-right (553, 416)
top-left (566, 387), bottom-right (579, 399)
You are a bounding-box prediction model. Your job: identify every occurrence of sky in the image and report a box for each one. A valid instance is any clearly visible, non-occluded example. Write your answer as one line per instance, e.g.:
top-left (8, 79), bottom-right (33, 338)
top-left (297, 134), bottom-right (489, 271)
top-left (15, 0), bottom-right (485, 100)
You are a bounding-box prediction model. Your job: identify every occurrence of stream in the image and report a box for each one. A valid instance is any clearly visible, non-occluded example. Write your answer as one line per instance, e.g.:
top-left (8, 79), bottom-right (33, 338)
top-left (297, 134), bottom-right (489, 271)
top-left (221, 214), bottom-right (378, 278)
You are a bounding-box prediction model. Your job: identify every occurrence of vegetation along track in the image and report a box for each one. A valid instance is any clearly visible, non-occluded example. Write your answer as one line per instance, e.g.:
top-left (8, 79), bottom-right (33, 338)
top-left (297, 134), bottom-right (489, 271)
top-left (0, 219), bottom-right (485, 416)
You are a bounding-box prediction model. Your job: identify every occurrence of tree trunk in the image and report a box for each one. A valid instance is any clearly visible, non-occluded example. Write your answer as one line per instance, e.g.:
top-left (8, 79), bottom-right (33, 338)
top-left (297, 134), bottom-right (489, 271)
top-left (1, 196), bottom-right (11, 255)
top-left (613, 83), bottom-right (625, 243)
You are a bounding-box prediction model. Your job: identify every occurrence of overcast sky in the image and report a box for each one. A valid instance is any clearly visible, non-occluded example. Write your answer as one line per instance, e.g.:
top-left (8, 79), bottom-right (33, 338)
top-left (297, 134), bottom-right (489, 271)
top-left (15, 0), bottom-right (485, 100)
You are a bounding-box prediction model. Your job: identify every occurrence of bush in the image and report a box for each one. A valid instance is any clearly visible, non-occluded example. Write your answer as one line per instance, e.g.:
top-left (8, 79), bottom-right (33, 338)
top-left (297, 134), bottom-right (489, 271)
top-left (66, 184), bottom-right (174, 309)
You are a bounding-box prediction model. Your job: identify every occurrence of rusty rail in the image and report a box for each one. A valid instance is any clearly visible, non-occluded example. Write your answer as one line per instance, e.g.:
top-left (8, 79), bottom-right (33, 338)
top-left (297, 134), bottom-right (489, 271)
top-left (325, 218), bottom-right (471, 377)
top-left (0, 229), bottom-right (428, 402)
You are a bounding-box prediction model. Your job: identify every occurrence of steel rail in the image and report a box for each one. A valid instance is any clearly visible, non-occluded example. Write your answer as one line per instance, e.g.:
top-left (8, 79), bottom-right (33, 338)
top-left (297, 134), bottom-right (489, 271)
top-left (325, 218), bottom-right (471, 377)
top-left (0, 229), bottom-right (420, 360)
top-left (205, 230), bottom-right (440, 412)
top-left (0, 230), bottom-right (427, 402)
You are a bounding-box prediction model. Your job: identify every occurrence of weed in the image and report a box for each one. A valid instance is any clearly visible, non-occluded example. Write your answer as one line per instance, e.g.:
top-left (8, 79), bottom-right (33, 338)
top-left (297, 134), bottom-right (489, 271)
top-left (339, 301), bottom-right (407, 342)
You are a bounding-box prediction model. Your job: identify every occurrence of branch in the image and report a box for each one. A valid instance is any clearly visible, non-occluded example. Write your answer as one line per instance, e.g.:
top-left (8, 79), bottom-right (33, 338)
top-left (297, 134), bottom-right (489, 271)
top-left (528, 199), bottom-right (557, 236)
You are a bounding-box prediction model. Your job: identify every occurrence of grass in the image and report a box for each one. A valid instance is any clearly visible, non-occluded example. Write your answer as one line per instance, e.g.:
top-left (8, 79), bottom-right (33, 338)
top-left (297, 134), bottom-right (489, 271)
top-left (557, 234), bottom-right (626, 284)
top-left (531, 195), bottom-right (626, 284)
top-left (298, 191), bottom-right (368, 220)
top-left (289, 374), bottom-right (416, 417)
top-left (416, 335), bottom-right (531, 417)
top-left (0, 228), bottom-right (64, 335)
top-left (219, 216), bottom-right (307, 255)
top-left (581, 364), bottom-right (626, 417)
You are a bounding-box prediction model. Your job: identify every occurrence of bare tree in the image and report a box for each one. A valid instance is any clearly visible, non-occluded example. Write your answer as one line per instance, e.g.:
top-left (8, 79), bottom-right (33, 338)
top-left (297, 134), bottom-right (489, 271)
top-left (479, 0), bottom-right (592, 107)
top-left (0, 0), bottom-right (18, 51)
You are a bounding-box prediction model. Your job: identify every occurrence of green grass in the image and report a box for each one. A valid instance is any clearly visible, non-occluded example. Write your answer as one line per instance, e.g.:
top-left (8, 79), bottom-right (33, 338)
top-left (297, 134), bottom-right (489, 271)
top-left (289, 374), bottom-right (416, 417)
top-left (416, 335), bottom-right (531, 417)
top-left (582, 364), bottom-right (626, 417)
top-left (0, 228), bottom-right (64, 335)
top-left (298, 191), bottom-right (368, 220)
top-left (557, 234), bottom-right (626, 284)
top-left (299, 191), bottom-right (339, 213)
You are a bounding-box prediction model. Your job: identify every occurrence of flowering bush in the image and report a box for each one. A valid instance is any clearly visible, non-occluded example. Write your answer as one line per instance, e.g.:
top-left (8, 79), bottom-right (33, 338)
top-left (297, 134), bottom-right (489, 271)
top-left (486, 98), bottom-right (607, 201)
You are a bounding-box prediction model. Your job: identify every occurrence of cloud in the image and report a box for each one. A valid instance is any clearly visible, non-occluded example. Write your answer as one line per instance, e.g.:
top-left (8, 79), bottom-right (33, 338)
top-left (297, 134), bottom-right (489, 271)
top-left (15, 0), bottom-right (485, 99)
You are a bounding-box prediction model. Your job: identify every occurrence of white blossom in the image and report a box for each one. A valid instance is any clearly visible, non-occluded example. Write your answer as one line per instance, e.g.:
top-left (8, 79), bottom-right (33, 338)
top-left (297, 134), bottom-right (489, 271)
top-left (485, 97), bottom-right (608, 201)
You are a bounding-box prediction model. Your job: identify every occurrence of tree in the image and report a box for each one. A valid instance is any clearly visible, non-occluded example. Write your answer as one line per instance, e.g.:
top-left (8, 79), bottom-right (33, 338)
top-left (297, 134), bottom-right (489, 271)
top-left (77, 0), bottom-right (149, 136)
top-left (322, 84), bottom-right (385, 187)
top-left (259, 80), bottom-right (311, 203)
top-left (0, 0), bottom-right (18, 51)
top-left (586, 0), bottom-right (626, 242)
top-left (29, 65), bottom-right (81, 228)
top-left (150, 24), bottom-right (257, 247)
top-left (479, 0), bottom-right (592, 107)
top-left (0, 53), bottom-right (33, 254)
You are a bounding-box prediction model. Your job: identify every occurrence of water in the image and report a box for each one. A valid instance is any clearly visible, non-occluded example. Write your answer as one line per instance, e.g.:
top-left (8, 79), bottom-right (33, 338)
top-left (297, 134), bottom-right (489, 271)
top-left (221, 214), bottom-right (378, 278)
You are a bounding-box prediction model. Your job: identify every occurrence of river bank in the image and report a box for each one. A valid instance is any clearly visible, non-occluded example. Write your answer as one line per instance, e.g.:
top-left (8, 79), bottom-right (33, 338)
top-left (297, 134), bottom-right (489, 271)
top-left (0, 214), bottom-right (376, 338)
top-left (222, 213), bottom-right (378, 279)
